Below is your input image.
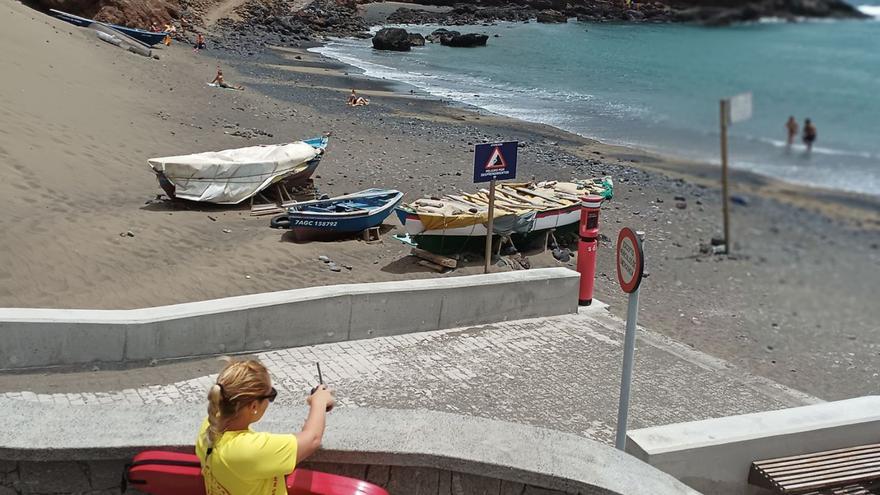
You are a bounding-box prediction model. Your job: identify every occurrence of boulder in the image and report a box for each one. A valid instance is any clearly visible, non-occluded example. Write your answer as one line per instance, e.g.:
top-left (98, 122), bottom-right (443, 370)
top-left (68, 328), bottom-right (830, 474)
top-left (529, 0), bottom-right (566, 10)
top-left (701, 6), bottom-right (761, 26)
top-left (408, 33), bottom-right (426, 46)
top-left (426, 28), bottom-right (459, 43)
top-left (536, 9), bottom-right (568, 23)
top-left (372, 27), bottom-right (411, 51)
top-left (441, 32), bottom-right (489, 47)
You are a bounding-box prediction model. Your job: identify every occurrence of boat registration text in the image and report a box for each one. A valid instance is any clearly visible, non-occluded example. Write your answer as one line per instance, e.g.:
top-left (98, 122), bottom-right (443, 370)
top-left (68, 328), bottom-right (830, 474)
top-left (294, 219), bottom-right (339, 227)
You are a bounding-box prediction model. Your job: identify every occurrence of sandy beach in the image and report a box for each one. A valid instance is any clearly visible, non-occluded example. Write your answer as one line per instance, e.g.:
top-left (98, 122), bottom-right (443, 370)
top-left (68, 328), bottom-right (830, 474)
top-left (1, 0), bottom-right (879, 400)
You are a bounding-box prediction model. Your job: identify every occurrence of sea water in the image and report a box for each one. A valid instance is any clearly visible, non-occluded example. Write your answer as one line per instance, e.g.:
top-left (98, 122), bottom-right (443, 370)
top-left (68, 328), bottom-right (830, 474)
top-left (312, 4), bottom-right (880, 196)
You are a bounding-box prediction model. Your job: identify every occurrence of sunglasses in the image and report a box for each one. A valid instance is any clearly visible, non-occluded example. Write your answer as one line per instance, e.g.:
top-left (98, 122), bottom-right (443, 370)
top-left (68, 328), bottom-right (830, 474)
top-left (259, 387), bottom-right (278, 403)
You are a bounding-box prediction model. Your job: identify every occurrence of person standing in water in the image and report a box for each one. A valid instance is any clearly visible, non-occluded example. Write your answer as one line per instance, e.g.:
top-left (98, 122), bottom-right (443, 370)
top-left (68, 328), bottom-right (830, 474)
top-left (785, 116), bottom-right (799, 152)
top-left (802, 118), bottom-right (817, 154)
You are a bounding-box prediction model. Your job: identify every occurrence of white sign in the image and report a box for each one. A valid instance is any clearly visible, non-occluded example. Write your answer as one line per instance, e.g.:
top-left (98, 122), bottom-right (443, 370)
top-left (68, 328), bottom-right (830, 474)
top-left (728, 92), bottom-right (752, 124)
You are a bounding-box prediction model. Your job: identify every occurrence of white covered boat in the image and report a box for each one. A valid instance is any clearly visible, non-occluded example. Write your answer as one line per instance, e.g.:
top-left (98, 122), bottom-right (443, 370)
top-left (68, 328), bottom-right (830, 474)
top-left (148, 137), bottom-right (328, 204)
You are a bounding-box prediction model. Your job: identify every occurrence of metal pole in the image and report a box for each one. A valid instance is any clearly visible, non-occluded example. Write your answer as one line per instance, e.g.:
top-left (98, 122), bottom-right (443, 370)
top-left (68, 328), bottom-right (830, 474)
top-left (615, 231), bottom-right (644, 451)
top-left (615, 285), bottom-right (640, 450)
top-left (720, 99), bottom-right (731, 254)
top-left (484, 178), bottom-right (496, 274)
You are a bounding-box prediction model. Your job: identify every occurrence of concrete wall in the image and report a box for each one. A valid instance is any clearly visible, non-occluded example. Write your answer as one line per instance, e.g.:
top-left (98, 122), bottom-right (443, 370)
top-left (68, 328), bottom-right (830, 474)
top-left (625, 396), bottom-right (880, 495)
top-left (0, 400), bottom-right (700, 495)
top-left (0, 268), bottom-right (579, 370)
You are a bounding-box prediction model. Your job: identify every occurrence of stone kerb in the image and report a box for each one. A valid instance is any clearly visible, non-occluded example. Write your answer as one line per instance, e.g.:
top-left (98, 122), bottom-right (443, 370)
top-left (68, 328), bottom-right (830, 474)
top-left (0, 399), bottom-right (700, 495)
top-left (0, 268), bottom-right (580, 370)
top-left (625, 396), bottom-right (880, 495)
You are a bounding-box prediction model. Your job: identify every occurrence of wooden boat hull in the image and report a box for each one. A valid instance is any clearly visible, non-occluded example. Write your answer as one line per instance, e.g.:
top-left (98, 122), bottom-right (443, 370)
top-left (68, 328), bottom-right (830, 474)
top-left (395, 203), bottom-right (580, 237)
top-left (272, 189), bottom-right (403, 237)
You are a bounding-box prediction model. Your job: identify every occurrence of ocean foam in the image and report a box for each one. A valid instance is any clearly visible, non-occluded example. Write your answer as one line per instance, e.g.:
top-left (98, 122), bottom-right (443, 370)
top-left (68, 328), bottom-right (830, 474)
top-left (858, 5), bottom-right (880, 18)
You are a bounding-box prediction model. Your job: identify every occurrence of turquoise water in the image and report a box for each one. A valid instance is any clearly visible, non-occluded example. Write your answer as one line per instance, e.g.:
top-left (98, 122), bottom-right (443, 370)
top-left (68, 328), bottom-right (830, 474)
top-left (313, 6), bottom-right (880, 196)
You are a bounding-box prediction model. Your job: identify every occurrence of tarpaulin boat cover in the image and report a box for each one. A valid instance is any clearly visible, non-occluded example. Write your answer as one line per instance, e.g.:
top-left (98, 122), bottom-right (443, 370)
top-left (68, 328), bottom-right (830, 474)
top-left (148, 142), bottom-right (321, 204)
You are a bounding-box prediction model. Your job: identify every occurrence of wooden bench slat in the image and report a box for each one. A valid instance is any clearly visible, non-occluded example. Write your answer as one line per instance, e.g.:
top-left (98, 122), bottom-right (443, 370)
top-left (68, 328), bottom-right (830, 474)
top-left (757, 444), bottom-right (880, 467)
top-left (764, 453), bottom-right (880, 476)
top-left (785, 467), bottom-right (880, 492)
top-left (751, 444), bottom-right (880, 494)
top-left (775, 462), bottom-right (880, 484)
top-left (760, 448), bottom-right (880, 472)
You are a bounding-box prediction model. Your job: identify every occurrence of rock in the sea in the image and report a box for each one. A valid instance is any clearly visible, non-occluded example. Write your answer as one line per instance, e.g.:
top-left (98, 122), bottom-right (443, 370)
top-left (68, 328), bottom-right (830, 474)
top-left (426, 28), bottom-right (459, 44)
top-left (372, 27), bottom-right (411, 51)
top-left (441, 33), bottom-right (489, 47)
top-left (408, 33), bottom-right (426, 47)
top-left (536, 10), bottom-right (567, 23)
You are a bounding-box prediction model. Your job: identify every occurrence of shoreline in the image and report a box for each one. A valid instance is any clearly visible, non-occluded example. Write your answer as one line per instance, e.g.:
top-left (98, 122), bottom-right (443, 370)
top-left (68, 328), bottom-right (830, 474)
top-left (297, 42), bottom-right (880, 230)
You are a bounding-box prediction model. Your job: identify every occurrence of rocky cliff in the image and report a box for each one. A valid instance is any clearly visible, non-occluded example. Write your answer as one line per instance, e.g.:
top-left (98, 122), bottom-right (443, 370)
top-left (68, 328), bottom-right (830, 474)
top-left (30, 0), bottom-right (867, 41)
top-left (387, 0), bottom-right (866, 25)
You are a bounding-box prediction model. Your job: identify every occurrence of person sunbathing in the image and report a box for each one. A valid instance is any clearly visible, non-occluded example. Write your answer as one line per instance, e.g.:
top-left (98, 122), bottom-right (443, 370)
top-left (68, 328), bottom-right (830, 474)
top-left (347, 89), bottom-right (369, 106)
top-left (194, 33), bottom-right (206, 51)
top-left (211, 67), bottom-right (244, 90)
top-left (196, 358), bottom-right (335, 495)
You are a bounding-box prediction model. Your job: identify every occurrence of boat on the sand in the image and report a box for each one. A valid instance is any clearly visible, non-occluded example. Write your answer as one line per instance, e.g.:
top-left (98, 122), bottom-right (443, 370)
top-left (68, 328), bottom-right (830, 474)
top-left (270, 189), bottom-right (404, 237)
top-left (395, 177), bottom-right (612, 250)
top-left (149, 137), bottom-right (328, 205)
top-left (49, 9), bottom-right (168, 46)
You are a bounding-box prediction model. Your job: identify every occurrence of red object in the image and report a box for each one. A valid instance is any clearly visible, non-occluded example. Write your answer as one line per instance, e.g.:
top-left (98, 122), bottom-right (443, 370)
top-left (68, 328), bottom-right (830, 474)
top-left (125, 450), bottom-right (389, 495)
top-left (576, 195), bottom-right (603, 306)
top-left (615, 227), bottom-right (644, 294)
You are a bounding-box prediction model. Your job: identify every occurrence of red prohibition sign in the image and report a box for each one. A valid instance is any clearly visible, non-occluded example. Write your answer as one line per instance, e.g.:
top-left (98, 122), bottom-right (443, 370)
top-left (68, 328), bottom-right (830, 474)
top-left (616, 228), bottom-right (644, 294)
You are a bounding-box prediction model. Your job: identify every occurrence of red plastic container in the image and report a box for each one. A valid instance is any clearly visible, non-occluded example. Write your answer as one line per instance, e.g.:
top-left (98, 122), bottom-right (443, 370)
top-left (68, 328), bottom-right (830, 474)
top-left (125, 450), bottom-right (389, 495)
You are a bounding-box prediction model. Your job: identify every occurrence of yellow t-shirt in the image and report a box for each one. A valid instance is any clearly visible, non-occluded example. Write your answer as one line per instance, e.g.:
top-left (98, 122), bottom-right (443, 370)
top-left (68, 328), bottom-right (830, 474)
top-left (195, 419), bottom-right (298, 495)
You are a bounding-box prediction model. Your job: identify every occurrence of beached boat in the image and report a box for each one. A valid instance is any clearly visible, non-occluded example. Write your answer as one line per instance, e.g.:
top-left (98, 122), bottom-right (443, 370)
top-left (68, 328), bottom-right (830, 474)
top-left (270, 189), bottom-right (404, 235)
top-left (395, 177), bottom-right (613, 240)
top-left (148, 136), bottom-right (328, 204)
top-left (49, 9), bottom-right (168, 46)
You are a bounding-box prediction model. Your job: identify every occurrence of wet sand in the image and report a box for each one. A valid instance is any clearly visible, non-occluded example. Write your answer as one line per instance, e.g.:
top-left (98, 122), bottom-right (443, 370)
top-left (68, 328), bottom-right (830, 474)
top-left (1, 0), bottom-right (879, 400)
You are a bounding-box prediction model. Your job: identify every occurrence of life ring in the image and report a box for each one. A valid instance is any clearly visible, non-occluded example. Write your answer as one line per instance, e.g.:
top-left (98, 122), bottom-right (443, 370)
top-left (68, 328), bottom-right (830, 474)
top-left (270, 215), bottom-right (291, 229)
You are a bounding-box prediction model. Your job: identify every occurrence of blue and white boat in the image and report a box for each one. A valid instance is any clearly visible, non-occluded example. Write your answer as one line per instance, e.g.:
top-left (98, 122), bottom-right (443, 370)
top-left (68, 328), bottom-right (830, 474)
top-left (270, 189), bottom-right (403, 237)
top-left (49, 9), bottom-right (168, 46)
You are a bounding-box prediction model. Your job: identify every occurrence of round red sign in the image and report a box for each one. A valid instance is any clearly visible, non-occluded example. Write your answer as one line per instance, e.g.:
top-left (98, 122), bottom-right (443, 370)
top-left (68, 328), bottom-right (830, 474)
top-left (616, 228), bottom-right (644, 293)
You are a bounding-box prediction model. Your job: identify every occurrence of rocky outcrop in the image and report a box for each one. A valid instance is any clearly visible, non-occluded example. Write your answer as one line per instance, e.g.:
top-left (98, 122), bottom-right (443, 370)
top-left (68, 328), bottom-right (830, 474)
top-left (426, 28), bottom-right (459, 43)
top-left (536, 9), bottom-right (568, 22)
top-left (408, 32), bottom-right (426, 46)
top-left (383, 0), bottom-right (866, 26)
top-left (35, 0), bottom-right (869, 49)
top-left (32, 0), bottom-right (181, 27)
top-left (441, 32), bottom-right (489, 47)
top-left (209, 0), bottom-right (369, 55)
top-left (387, 4), bottom-right (536, 25)
top-left (372, 27), bottom-right (411, 50)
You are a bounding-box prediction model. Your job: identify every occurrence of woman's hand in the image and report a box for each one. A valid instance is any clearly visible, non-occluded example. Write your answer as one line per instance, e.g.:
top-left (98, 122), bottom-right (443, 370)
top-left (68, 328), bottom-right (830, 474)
top-left (308, 385), bottom-right (335, 412)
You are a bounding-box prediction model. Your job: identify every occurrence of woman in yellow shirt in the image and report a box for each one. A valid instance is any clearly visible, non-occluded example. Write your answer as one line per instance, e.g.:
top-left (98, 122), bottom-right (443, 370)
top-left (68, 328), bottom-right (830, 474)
top-left (195, 359), bottom-right (335, 495)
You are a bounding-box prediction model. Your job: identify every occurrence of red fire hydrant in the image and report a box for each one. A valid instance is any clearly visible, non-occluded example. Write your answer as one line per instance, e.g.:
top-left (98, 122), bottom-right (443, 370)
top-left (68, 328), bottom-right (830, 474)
top-left (577, 195), bottom-right (603, 306)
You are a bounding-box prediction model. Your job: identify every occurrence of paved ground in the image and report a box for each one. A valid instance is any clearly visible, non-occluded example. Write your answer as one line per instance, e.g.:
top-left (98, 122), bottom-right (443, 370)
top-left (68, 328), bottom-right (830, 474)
top-left (0, 306), bottom-right (819, 445)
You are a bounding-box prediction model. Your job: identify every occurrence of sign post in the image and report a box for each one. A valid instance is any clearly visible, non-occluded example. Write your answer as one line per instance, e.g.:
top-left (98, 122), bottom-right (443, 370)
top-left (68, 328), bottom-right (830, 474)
top-left (614, 228), bottom-right (645, 451)
top-left (720, 92), bottom-right (751, 254)
top-left (473, 141), bottom-right (518, 273)
top-left (485, 179), bottom-right (497, 274)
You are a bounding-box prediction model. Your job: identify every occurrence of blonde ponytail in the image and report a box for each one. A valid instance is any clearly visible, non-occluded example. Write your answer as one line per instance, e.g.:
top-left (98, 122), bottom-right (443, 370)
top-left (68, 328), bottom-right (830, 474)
top-left (202, 358), bottom-right (272, 448)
